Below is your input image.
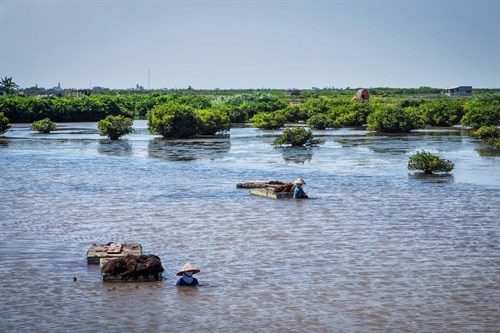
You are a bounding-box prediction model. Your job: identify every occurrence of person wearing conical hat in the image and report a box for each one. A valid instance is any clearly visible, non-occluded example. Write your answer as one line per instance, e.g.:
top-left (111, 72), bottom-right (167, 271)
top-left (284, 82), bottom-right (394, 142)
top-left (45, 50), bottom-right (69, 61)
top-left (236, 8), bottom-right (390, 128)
top-left (293, 177), bottom-right (308, 199)
top-left (176, 262), bottom-right (200, 286)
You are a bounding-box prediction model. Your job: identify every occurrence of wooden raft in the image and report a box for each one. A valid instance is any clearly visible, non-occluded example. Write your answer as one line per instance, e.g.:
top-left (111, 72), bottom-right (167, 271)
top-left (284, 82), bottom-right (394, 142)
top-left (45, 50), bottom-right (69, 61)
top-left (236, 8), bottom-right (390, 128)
top-left (237, 180), bottom-right (295, 200)
top-left (86, 242), bottom-right (142, 264)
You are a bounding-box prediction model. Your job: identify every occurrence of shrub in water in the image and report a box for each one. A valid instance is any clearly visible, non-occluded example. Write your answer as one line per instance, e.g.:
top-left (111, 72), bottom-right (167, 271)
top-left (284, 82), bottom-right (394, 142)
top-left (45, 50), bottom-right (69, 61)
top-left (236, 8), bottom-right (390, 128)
top-left (0, 112), bottom-right (11, 135)
top-left (147, 102), bottom-right (198, 138)
top-left (97, 115), bottom-right (134, 140)
top-left (31, 117), bottom-right (56, 133)
top-left (367, 105), bottom-right (422, 133)
top-left (408, 150), bottom-right (454, 174)
top-left (196, 108), bottom-right (230, 135)
top-left (273, 127), bottom-right (322, 147)
top-left (473, 126), bottom-right (500, 150)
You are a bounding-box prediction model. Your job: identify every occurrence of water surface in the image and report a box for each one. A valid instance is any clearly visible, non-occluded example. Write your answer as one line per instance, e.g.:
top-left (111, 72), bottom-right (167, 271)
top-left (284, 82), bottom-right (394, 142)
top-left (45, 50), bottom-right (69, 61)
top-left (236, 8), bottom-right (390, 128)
top-left (0, 121), bottom-right (498, 332)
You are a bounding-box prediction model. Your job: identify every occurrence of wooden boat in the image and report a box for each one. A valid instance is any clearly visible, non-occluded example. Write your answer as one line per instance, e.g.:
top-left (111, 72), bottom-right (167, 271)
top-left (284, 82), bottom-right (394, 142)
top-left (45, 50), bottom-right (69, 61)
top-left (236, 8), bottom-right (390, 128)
top-left (237, 180), bottom-right (295, 199)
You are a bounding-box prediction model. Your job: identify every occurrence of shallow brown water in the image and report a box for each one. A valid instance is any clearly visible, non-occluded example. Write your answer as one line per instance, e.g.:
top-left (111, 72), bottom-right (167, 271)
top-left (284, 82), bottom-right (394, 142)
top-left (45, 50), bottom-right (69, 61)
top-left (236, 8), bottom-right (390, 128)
top-left (0, 121), bottom-right (499, 332)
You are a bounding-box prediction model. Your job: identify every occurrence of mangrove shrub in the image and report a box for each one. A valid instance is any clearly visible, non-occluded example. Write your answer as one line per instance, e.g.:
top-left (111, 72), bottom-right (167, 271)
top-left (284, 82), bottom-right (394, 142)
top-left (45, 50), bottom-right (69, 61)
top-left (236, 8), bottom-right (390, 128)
top-left (367, 105), bottom-right (422, 133)
top-left (251, 112), bottom-right (285, 130)
top-left (273, 127), bottom-right (321, 147)
top-left (419, 99), bottom-right (464, 127)
top-left (408, 150), bottom-right (454, 174)
top-left (97, 115), bottom-right (134, 140)
top-left (307, 114), bottom-right (331, 130)
top-left (31, 118), bottom-right (57, 133)
top-left (473, 125), bottom-right (500, 150)
top-left (147, 102), bottom-right (198, 138)
top-left (461, 97), bottom-right (500, 129)
top-left (0, 112), bottom-right (11, 134)
top-left (196, 108), bottom-right (230, 135)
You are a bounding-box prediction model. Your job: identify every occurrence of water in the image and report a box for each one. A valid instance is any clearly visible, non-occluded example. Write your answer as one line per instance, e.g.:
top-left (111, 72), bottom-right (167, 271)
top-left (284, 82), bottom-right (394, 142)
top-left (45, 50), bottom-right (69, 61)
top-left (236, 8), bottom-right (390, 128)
top-left (0, 121), bottom-right (499, 332)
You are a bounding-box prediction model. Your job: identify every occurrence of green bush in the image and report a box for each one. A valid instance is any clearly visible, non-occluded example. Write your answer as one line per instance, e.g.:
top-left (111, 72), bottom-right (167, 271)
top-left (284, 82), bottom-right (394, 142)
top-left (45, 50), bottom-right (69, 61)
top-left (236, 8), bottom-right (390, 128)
top-left (196, 108), bottom-right (230, 135)
top-left (0, 112), bottom-right (11, 134)
top-left (273, 127), bottom-right (322, 147)
top-left (419, 100), bottom-right (464, 126)
top-left (366, 105), bottom-right (422, 133)
top-left (307, 114), bottom-right (331, 129)
top-left (147, 102), bottom-right (198, 138)
top-left (461, 102), bottom-right (500, 128)
top-left (31, 117), bottom-right (57, 133)
top-left (408, 150), bottom-right (454, 174)
top-left (276, 105), bottom-right (306, 123)
top-left (329, 102), bottom-right (375, 127)
top-left (300, 97), bottom-right (331, 118)
top-left (473, 125), bottom-right (500, 150)
top-left (250, 112), bottom-right (285, 130)
top-left (97, 115), bottom-right (134, 140)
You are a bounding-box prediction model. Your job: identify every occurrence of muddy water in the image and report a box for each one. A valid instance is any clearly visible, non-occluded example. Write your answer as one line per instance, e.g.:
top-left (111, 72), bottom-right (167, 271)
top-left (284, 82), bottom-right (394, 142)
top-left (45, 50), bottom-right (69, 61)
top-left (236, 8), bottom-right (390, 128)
top-left (0, 121), bottom-right (498, 332)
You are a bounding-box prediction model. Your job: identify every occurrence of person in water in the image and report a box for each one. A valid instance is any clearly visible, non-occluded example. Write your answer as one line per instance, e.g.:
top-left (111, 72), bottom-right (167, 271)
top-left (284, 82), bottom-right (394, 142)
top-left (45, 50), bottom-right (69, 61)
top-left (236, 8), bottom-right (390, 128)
top-left (176, 262), bottom-right (200, 286)
top-left (293, 177), bottom-right (308, 199)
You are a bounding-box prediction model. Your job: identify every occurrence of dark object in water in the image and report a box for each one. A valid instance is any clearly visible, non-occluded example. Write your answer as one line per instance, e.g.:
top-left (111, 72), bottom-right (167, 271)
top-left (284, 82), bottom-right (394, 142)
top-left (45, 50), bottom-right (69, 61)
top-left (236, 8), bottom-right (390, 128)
top-left (101, 254), bottom-right (164, 281)
top-left (237, 180), bottom-right (296, 199)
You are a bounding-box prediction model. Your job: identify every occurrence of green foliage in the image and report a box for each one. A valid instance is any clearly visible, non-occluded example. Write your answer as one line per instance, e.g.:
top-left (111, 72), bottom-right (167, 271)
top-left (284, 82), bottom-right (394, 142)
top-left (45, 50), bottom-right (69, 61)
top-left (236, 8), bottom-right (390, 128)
top-left (300, 97), bottom-right (331, 118)
top-left (307, 114), bottom-right (331, 129)
top-left (196, 108), bottom-right (230, 135)
top-left (366, 105), bottom-right (423, 133)
top-left (147, 102), bottom-right (198, 138)
top-left (418, 99), bottom-right (464, 126)
top-left (97, 115), bottom-right (134, 140)
top-left (329, 102), bottom-right (375, 127)
top-left (0, 95), bottom-right (133, 123)
top-left (250, 112), bottom-right (285, 130)
top-left (276, 105), bottom-right (306, 123)
top-left (0, 112), bottom-right (11, 134)
top-left (473, 126), bottom-right (500, 150)
top-left (408, 150), bottom-right (454, 174)
top-left (461, 95), bottom-right (500, 129)
top-left (273, 127), bottom-right (321, 147)
top-left (31, 117), bottom-right (57, 133)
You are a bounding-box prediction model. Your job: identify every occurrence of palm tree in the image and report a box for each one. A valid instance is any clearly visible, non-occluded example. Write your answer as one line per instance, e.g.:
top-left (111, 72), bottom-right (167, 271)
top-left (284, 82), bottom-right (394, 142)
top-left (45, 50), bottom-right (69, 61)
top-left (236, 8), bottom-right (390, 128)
top-left (0, 77), bottom-right (19, 94)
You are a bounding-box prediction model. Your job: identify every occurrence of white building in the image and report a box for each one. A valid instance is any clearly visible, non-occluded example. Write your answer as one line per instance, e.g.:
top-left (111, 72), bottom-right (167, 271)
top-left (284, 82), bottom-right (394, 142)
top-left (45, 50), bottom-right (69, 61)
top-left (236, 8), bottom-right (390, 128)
top-left (443, 86), bottom-right (472, 97)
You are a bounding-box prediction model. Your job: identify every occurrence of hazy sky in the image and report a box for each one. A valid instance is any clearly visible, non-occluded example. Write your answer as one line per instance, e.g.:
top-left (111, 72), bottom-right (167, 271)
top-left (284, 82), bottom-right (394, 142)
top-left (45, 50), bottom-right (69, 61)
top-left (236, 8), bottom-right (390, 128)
top-left (1, 0), bottom-right (499, 89)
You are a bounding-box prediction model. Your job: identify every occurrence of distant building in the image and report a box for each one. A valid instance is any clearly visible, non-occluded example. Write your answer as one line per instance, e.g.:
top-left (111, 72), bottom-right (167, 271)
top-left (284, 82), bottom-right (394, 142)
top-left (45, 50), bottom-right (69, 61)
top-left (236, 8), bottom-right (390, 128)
top-left (53, 82), bottom-right (63, 97)
top-left (65, 89), bottom-right (91, 98)
top-left (443, 86), bottom-right (472, 97)
top-left (135, 84), bottom-right (144, 91)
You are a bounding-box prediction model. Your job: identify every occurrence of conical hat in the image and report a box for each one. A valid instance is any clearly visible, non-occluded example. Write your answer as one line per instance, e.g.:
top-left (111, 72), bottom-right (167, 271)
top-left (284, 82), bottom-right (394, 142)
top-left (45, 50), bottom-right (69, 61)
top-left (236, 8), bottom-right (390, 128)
top-left (176, 262), bottom-right (200, 276)
top-left (294, 177), bottom-right (306, 185)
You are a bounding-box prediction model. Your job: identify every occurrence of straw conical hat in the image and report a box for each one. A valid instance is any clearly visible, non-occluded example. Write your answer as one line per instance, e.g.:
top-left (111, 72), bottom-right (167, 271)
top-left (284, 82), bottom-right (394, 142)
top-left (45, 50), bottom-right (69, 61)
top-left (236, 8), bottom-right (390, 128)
top-left (176, 262), bottom-right (200, 276)
top-left (294, 177), bottom-right (306, 185)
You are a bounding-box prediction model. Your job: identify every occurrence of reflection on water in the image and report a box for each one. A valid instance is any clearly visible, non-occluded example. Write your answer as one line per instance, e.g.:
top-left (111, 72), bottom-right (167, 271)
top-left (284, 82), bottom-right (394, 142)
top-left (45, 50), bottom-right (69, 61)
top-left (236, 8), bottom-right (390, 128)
top-left (98, 139), bottom-right (133, 156)
top-left (0, 122), bottom-right (499, 332)
top-left (148, 137), bottom-right (230, 161)
top-left (408, 172), bottom-right (455, 184)
top-left (280, 146), bottom-right (314, 164)
top-left (476, 147), bottom-right (500, 157)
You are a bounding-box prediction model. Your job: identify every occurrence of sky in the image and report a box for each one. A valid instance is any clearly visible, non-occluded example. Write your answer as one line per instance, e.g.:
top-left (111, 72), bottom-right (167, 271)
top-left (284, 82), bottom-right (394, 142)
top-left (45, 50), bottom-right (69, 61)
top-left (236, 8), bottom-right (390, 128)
top-left (1, 0), bottom-right (499, 90)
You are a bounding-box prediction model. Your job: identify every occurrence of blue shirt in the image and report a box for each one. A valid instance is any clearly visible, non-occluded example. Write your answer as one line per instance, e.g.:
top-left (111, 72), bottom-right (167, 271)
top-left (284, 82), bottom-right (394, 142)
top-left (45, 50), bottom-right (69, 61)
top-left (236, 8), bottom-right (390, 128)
top-left (176, 277), bottom-right (199, 286)
top-left (293, 184), bottom-right (308, 199)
